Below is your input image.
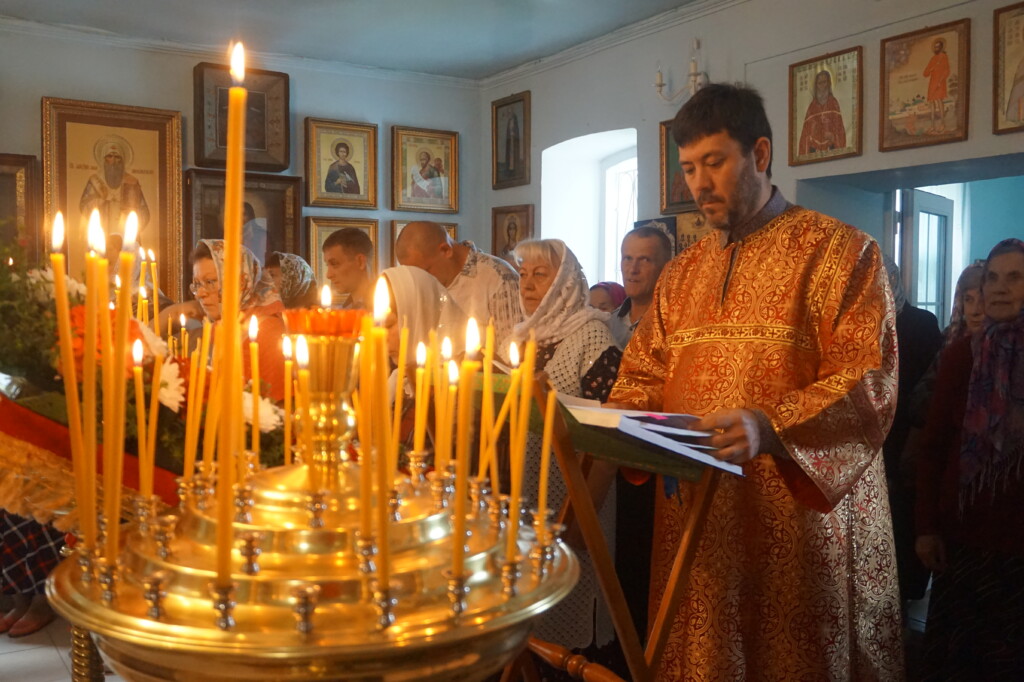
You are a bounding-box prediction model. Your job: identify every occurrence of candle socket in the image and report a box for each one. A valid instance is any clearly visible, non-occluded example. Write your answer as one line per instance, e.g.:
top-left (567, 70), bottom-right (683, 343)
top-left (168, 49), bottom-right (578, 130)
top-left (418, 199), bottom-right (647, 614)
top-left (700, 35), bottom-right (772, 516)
top-left (500, 557), bottom-right (522, 599)
top-left (239, 531), bottom-right (263, 576)
top-left (142, 570), bottom-right (169, 620)
top-left (469, 477), bottom-right (491, 519)
top-left (292, 584), bottom-right (321, 635)
top-left (306, 490), bottom-right (328, 529)
top-left (210, 582), bottom-right (237, 631)
top-left (76, 545), bottom-right (99, 585)
top-left (235, 484), bottom-right (255, 524)
top-left (242, 449), bottom-right (261, 481)
top-left (489, 495), bottom-right (509, 535)
top-left (175, 476), bottom-right (190, 509)
top-left (192, 469), bottom-right (214, 512)
top-left (428, 471), bottom-right (452, 511)
top-left (133, 494), bottom-right (161, 537)
top-left (371, 584), bottom-right (397, 630)
top-left (355, 532), bottom-right (378, 600)
top-left (444, 569), bottom-right (470, 619)
top-left (154, 514), bottom-right (179, 561)
top-left (96, 557), bottom-right (119, 606)
top-left (406, 449), bottom-right (431, 490)
top-left (388, 488), bottom-right (402, 522)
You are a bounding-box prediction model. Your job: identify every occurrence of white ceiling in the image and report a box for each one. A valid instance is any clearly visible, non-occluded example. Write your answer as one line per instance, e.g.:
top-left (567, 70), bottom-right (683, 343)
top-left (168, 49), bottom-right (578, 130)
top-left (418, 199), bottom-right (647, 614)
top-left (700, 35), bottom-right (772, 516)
top-left (0, 0), bottom-right (700, 80)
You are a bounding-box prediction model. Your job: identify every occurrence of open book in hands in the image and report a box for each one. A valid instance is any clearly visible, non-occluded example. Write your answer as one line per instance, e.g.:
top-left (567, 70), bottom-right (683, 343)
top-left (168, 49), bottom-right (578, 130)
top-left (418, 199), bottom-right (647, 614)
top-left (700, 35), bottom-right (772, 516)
top-left (556, 393), bottom-right (743, 477)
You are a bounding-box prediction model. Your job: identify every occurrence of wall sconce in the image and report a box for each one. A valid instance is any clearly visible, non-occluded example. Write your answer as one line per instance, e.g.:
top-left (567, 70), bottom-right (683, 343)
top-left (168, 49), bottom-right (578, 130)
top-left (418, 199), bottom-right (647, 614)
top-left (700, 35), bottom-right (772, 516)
top-left (654, 39), bottom-right (708, 103)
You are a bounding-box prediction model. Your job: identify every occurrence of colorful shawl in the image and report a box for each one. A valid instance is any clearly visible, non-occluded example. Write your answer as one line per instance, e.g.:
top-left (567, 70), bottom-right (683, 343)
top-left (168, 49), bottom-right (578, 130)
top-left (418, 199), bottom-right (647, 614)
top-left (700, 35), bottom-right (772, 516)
top-left (273, 252), bottom-right (315, 308)
top-left (198, 238), bottom-right (280, 314)
top-left (960, 239), bottom-right (1024, 508)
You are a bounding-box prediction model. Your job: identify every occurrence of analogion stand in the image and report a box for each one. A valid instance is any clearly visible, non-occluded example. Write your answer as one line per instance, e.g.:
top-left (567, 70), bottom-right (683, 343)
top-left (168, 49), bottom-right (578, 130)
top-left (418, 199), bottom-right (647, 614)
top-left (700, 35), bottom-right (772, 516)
top-left (502, 377), bottom-right (724, 682)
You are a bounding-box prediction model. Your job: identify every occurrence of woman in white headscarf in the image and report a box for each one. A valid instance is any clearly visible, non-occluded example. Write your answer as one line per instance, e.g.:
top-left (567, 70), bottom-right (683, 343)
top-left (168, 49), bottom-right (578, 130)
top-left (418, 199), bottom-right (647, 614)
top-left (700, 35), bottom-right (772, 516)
top-left (508, 238), bottom-right (622, 665)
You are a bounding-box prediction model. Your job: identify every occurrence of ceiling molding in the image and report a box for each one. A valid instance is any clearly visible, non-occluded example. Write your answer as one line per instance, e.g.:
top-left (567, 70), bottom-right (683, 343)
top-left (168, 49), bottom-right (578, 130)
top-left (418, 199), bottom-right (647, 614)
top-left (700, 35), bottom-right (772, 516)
top-left (481, 0), bottom-right (748, 89)
top-left (0, 15), bottom-right (478, 90)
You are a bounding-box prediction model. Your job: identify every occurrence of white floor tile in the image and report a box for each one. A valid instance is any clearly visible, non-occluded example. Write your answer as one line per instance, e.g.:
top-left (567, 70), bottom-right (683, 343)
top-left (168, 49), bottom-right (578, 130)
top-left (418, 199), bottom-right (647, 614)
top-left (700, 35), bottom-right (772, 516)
top-left (0, 646), bottom-right (71, 682)
top-left (0, 624), bottom-right (55, 655)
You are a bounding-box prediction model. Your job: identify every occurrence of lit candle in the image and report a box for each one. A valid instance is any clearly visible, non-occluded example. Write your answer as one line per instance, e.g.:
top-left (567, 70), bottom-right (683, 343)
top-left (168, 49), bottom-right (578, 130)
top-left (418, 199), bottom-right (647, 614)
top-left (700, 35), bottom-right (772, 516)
top-left (50, 213), bottom-right (95, 549)
top-left (352, 387), bottom-right (372, 538)
top-left (438, 360), bottom-right (458, 472)
top-left (412, 342), bottom-right (428, 453)
top-left (248, 315), bottom-right (260, 456)
top-left (114, 274), bottom-right (121, 301)
top-left (372, 278), bottom-right (392, 586)
top-left (137, 246), bottom-right (147, 296)
top-left (452, 318), bottom-right (481, 578)
top-left (505, 341), bottom-right (522, 561)
top-left (85, 212), bottom-right (105, 556)
top-left (434, 336), bottom-right (451, 454)
top-left (132, 340), bottom-right (149, 497)
top-left (179, 313), bottom-right (188, 359)
top-left (146, 352), bottom-right (164, 495)
top-left (201, 342), bottom-right (223, 466)
top-left (148, 249), bottom-right (160, 334)
top-left (535, 389), bottom-right (557, 544)
top-left (105, 212), bottom-right (139, 560)
top-left (282, 335), bottom-right (293, 466)
top-left (477, 321), bottom-right (495, 479)
top-left (138, 285), bottom-right (149, 326)
top-left (183, 346), bottom-right (201, 480)
top-left (215, 41), bottom-right (247, 587)
top-left (389, 323), bottom-right (408, 474)
top-left (295, 335), bottom-right (314, 474)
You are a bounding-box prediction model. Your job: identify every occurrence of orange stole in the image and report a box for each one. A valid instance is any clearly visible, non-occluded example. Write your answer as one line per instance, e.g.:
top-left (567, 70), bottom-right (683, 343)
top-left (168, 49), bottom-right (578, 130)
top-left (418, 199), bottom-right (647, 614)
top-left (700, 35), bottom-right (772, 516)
top-left (610, 206), bottom-right (903, 681)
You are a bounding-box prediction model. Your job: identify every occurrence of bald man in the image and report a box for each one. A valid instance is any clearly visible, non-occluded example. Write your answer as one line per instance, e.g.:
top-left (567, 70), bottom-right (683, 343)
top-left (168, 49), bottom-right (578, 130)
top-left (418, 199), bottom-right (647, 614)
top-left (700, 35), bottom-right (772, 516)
top-left (395, 221), bottom-right (521, 345)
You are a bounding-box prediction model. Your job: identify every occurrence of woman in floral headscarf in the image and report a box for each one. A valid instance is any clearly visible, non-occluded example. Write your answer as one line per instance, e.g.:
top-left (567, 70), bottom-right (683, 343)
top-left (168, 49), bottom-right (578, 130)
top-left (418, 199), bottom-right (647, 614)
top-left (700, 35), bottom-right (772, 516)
top-left (508, 238), bottom-right (623, 671)
top-left (266, 252), bottom-right (319, 309)
top-left (191, 239), bottom-right (286, 401)
top-left (915, 238), bottom-right (1024, 679)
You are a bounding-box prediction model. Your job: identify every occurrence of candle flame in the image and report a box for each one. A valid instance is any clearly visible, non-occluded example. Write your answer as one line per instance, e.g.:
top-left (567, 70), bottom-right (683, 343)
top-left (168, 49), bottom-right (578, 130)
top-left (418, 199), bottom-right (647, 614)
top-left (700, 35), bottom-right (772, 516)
top-left (139, 285), bottom-right (149, 300)
top-left (249, 315), bottom-right (259, 342)
top-left (441, 336), bottom-right (453, 361)
top-left (465, 317), bottom-right (480, 355)
top-left (179, 313), bottom-right (187, 327)
top-left (148, 248), bottom-right (155, 261)
top-left (416, 341), bottom-right (426, 367)
top-left (132, 339), bottom-right (144, 366)
top-left (6, 257), bottom-right (11, 267)
top-left (51, 212), bottom-right (64, 252)
top-left (114, 274), bottom-right (122, 289)
top-left (320, 284), bottom-right (332, 308)
top-left (109, 301), bottom-right (115, 311)
top-left (448, 359), bottom-right (459, 384)
top-left (295, 335), bottom-right (309, 367)
top-left (230, 42), bottom-right (245, 84)
top-left (123, 212), bottom-right (138, 249)
top-left (282, 335), bottom-right (292, 360)
top-left (87, 209), bottom-right (105, 255)
top-left (509, 342), bottom-right (520, 368)
top-left (138, 246), bottom-right (146, 261)
top-left (373, 276), bottom-right (390, 323)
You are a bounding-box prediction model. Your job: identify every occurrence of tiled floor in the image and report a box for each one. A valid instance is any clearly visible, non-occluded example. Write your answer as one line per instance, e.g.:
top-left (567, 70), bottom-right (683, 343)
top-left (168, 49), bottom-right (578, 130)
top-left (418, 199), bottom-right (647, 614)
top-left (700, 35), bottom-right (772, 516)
top-left (0, 616), bottom-right (125, 682)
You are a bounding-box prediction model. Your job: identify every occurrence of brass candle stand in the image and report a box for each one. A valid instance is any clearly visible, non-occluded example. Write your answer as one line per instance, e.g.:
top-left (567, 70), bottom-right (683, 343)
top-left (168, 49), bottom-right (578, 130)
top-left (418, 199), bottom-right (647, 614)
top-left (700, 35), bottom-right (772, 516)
top-left (48, 327), bottom-right (578, 681)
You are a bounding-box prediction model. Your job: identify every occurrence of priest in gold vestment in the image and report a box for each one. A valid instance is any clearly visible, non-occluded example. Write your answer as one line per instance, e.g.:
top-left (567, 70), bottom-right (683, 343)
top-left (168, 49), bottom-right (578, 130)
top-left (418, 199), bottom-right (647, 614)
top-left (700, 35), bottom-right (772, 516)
top-left (608, 84), bottom-right (903, 680)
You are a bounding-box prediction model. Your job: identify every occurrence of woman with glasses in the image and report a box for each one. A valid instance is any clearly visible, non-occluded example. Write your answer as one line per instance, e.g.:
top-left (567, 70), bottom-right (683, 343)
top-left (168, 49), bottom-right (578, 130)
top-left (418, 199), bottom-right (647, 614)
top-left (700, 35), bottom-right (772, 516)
top-left (191, 239), bottom-right (287, 403)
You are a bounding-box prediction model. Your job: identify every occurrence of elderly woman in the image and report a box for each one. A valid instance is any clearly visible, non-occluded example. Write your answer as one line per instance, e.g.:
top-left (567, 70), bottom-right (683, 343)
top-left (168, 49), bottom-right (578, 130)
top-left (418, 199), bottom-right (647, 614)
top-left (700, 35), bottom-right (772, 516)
top-left (508, 238), bottom-right (622, 667)
top-left (266, 252), bottom-right (319, 309)
top-left (915, 239), bottom-right (1024, 679)
top-left (191, 239), bottom-right (286, 402)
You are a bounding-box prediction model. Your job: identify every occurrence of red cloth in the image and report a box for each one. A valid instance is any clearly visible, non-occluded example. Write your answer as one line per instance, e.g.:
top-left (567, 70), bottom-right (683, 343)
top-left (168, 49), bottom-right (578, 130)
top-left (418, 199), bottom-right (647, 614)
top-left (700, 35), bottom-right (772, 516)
top-left (915, 336), bottom-right (1024, 555)
top-left (0, 396), bottom-right (179, 506)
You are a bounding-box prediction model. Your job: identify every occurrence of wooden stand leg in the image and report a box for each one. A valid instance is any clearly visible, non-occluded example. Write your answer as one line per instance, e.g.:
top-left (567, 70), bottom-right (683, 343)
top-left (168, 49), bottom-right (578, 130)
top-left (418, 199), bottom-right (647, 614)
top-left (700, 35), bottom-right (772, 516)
top-left (644, 468), bottom-right (721, 672)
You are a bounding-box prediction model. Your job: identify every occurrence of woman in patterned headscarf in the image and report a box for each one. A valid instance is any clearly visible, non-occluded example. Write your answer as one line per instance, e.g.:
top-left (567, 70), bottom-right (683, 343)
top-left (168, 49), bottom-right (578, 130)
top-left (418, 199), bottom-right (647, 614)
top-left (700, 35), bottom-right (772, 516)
top-left (266, 252), bottom-right (319, 309)
top-left (916, 239), bottom-right (1024, 679)
top-left (508, 238), bottom-right (623, 671)
top-left (191, 239), bottom-right (286, 401)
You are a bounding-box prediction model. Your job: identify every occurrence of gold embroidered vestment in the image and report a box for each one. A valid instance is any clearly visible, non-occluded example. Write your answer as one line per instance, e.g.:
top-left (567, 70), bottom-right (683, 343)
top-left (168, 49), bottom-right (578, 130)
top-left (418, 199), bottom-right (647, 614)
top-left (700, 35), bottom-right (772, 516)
top-left (609, 205), bottom-right (903, 680)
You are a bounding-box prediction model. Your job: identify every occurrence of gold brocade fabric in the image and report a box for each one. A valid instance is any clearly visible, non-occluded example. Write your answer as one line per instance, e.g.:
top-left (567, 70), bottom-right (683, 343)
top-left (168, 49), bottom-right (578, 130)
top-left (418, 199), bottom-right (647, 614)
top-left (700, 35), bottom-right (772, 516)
top-left (609, 205), bottom-right (903, 681)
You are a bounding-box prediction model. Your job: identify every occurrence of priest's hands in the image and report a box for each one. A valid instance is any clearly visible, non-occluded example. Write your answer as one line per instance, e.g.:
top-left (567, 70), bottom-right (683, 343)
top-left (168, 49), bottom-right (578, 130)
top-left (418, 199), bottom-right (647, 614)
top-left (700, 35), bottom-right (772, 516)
top-left (694, 408), bottom-right (786, 465)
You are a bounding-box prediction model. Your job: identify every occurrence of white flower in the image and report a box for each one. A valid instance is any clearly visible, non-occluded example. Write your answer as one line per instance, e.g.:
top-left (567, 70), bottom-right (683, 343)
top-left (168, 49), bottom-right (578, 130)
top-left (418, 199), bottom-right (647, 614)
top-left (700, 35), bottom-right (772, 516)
top-left (18, 267), bottom-right (87, 304)
top-left (242, 392), bottom-right (283, 433)
top-left (157, 359), bottom-right (185, 413)
top-left (135, 320), bottom-right (169, 359)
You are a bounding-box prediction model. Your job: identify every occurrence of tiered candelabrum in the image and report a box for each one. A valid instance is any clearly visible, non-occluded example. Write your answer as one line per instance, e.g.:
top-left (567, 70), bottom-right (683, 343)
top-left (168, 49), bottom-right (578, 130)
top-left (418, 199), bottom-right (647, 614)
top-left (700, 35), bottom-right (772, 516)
top-left (48, 316), bottom-right (578, 681)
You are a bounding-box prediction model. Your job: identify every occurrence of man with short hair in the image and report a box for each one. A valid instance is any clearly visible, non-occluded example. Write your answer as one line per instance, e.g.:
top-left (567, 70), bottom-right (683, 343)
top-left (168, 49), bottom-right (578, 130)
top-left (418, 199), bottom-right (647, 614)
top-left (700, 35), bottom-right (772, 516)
top-left (608, 83), bottom-right (903, 679)
top-left (395, 221), bottom-right (521, 344)
top-left (607, 226), bottom-right (674, 349)
top-left (321, 227), bottom-right (374, 309)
